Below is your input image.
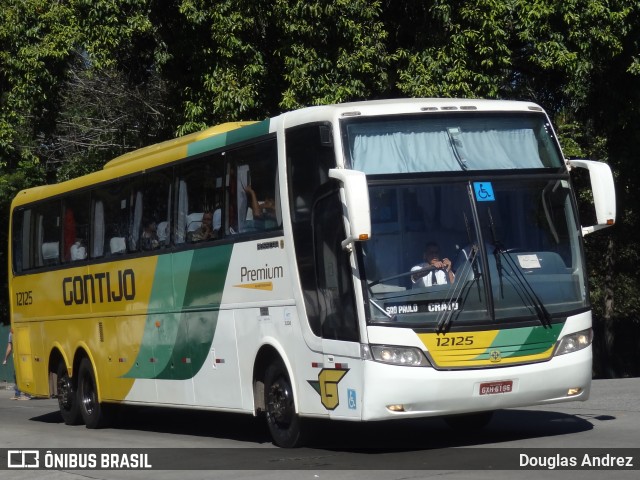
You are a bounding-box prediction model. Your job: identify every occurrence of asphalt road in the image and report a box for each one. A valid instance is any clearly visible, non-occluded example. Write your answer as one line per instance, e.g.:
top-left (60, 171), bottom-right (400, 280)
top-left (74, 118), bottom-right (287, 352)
top-left (0, 377), bottom-right (639, 479)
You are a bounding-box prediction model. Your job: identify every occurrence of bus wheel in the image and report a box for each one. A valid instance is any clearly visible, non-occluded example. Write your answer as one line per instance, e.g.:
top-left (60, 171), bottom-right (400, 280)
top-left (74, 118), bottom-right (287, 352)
top-left (444, 411), bottom-right (494, 430)
top-left (57, 362), bottom-right (82, 425)
top-left (264, 360), bottom-right (304, 448)
top-left (78, 358), bottom-right (110, 429)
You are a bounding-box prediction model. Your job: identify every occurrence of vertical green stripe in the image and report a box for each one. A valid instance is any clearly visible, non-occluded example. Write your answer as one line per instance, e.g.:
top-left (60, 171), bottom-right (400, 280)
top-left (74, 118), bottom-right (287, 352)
top-left (124, 244), bottom-right (234, 380)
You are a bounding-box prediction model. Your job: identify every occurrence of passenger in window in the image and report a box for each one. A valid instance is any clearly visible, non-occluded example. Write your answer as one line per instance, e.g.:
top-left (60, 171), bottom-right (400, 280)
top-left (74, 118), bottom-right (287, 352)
top-left (244, 185), bottom-right (276, 223)
top-left (411, 241), bottom-right (455, 287)
top-left (191, 211), bottom-right (216, 242)
top-left (70, 239), bottom-right (87, 261)
top-left (141, 220), bottom-right (160, 250)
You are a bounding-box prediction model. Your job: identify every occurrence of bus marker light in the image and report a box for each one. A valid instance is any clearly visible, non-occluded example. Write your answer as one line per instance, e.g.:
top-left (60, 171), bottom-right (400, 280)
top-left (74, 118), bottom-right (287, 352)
top-left (155, 321), bottom-right (161, 328)
top-left (567, 387), bottom-right (582, 396)
top-left (387, 404), bottom-right (405, 412)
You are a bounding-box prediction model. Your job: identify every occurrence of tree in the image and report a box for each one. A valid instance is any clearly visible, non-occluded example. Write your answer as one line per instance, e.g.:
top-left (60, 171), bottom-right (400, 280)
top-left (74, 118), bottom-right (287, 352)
top-left (1, 1), bottom-right (639, 376)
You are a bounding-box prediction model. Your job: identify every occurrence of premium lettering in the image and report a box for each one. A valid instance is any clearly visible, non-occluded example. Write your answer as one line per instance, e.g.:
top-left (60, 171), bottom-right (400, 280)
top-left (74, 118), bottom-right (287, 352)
top-left (240, 264), bottom-right (283, 282)
top-left (62, 269), bottom-right (136, 306)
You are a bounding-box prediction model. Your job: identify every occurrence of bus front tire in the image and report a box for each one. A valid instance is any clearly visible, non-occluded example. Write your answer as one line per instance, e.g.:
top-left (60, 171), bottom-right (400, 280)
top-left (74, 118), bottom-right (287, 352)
top-left (57, 362), bottom-right (82, 425)
top-left (264, 360), bottom-right (305, 448)
top-left (78, 358), bottom-right (110, 429)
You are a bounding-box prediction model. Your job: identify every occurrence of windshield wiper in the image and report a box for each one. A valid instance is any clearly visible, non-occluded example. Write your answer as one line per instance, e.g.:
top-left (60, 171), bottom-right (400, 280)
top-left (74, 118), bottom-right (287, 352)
top-left (367, 265), bottom-right (436, 289)
top-left (486, 208), bottom-right (552, 328)
top-left (436, 244), bottom-right (479, 333)
top-left (447, 127), bottom-right (469, 171)
top-left (499, 250), bottom-right (553, 328)
top-left (488, 209), bottom-right (505, 298)
top-left (369, 297), bottom-right (397, 321)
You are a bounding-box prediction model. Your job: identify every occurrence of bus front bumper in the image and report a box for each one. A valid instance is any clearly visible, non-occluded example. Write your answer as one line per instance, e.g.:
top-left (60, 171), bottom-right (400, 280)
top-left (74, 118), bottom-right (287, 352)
top-left (360, 346), bottom-right (591, 421)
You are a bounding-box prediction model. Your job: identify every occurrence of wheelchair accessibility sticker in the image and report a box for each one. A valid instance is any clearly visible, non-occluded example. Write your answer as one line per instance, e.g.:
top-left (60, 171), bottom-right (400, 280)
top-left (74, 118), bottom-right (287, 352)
top-left (348, 389), bottom-right (357, 410)
top-left (473, 182), bottom-right (495, 202)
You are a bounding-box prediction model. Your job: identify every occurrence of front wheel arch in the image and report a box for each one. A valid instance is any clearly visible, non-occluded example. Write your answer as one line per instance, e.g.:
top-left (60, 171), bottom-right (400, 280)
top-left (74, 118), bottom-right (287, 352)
top-left (263, 358), bottom-right (306, 447)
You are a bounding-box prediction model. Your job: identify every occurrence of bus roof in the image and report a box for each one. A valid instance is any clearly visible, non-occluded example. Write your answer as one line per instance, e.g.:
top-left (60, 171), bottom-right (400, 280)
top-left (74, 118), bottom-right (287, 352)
top-left (102, 122), bottom-right (257, 169)
top-left (11, 98), bottom-right (547, 207)
top-left (11, 121), bottom-right (259, 207)
top-left (277, 98), bottom-right (545, 129)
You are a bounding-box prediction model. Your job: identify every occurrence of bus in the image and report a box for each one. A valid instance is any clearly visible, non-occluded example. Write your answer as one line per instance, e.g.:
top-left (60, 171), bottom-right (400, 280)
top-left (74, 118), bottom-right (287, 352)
top-left (8, 99), bottom-right (616, 447)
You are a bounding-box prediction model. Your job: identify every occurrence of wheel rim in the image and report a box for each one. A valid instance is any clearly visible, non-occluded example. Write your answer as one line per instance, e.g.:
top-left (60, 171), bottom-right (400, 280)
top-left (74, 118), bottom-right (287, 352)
top-left (267, 376), bottom-right (293, 427)
top-left (81, 375), bottom-right (96, 416)
top-left (57, 374), bottom-right (72, 410)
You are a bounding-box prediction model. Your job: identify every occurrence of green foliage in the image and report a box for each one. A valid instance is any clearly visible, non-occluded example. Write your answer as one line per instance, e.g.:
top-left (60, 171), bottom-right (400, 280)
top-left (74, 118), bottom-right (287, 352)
top-left (394, 0), bottom-right (513, 98)
top-left (1, 0), bottom-right (640, 374)
top-left (273, 0), bottom-right (390, 109)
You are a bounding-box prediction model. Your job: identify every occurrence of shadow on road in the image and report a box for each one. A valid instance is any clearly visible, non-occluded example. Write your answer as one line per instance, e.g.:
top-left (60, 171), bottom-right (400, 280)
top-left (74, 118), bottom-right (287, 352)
top-left (30, 404), bottom-right (596, 452)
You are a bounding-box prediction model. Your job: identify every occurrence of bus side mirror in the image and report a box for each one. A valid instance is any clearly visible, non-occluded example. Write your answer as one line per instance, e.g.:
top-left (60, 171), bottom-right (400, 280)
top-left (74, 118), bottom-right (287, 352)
top-left (328, 169), bottom-right (371, 250)
top-left (568, 159), bottom-right (616, 236)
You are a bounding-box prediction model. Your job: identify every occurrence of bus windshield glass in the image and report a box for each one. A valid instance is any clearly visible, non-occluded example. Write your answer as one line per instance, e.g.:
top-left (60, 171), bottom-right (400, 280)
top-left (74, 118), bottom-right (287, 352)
top-left (360, 176), bottom-right (586, 329)
top-left (343, 112), bottom-right (564, 173)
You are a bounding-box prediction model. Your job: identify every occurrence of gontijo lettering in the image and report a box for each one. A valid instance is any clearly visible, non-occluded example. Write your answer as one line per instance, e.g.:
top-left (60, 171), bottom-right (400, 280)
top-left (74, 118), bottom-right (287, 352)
top-left (62, 269), bottom-right (136, 305)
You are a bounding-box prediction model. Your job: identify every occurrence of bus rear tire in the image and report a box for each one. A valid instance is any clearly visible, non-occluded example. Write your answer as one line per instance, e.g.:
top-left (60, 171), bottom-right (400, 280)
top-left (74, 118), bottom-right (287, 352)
top-left (78, 358), bottom-right (110, 429)
top-left (264, 360), bottom-right (305, 448)
top-left (57, 362), bottom-right (82, 425)
top-left (444, 411), bottom-right (494, 430)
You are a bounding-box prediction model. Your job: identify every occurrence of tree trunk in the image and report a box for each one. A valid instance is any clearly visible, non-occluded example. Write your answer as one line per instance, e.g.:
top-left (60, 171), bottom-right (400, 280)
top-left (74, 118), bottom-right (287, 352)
top-left (603, 237), bottom-right (616, 378)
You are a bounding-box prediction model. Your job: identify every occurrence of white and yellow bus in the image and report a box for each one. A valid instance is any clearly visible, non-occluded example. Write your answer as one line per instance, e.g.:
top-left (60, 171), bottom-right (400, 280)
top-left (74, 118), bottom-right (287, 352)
top-left (9, 99), bottom-right (615, 447)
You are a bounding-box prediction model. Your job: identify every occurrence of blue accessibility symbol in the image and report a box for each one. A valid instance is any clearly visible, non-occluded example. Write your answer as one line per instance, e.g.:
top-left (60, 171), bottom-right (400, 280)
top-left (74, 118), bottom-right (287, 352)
top-left (473, 182), bottom-right (495, 202)
top-left (347, 389), bottom-right (357, 410)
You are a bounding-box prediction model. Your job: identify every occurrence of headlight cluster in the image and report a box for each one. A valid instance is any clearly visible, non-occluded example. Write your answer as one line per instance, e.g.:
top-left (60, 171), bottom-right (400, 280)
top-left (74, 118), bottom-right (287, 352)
top-left (554, 328), bottom-right (593, 356)
top-left (361, 344), bottom-right (431, 366)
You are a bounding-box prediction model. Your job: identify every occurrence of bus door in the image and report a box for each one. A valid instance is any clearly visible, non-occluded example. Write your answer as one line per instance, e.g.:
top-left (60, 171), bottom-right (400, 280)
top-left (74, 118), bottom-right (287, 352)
top-left (313, 184), bottom-right (363, 419)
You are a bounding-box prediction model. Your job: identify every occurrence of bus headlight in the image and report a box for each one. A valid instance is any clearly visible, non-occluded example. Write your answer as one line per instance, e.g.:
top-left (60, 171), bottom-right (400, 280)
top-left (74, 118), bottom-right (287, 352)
top-left (554, 328), bottom-right (593, 356)
top-left (362, 344), bottom-right (431, 367)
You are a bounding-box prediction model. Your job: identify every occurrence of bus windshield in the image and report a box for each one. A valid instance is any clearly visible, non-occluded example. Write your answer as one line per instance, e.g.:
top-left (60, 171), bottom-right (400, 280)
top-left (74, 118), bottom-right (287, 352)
top-left (343, 112), bottom-right (564, 173)
top-left (361, 177), bottom-right (587, 329)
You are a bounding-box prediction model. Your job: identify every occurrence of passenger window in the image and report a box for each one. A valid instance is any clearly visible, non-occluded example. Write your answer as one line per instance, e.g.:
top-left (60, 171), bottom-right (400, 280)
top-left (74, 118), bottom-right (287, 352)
top-left (129, 171), bottom-right (172, 252)
top-left (176, 155), bottom-right (224, 244)
top-left (93, 182), bottom-right (130, 257)
top-left (227, 138), bottom-right (280, 234)
top-left (33, 201), bottom-right (62, 268)
top-left (63, 193), bottom-right (90, 262)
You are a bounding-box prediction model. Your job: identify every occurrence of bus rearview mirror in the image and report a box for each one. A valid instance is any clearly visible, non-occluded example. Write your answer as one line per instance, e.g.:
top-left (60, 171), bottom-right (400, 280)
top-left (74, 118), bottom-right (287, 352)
top-left (328, 169), bottom-right (371, 249)
top-left (568, 159), bottom-right (616, 235)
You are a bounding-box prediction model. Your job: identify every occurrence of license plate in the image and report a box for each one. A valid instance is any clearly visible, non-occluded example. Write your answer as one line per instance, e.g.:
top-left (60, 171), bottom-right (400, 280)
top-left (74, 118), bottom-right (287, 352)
top-left (479, 380), bottom-right (513, 395)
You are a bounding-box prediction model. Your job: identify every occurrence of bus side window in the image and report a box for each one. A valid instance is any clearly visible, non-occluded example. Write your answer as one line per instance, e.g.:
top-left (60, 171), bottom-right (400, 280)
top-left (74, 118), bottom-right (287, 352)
top-left (34, 200), bottom-right (62, 268)
top-left (93, 182), bottom-right (129, 257)
top-left (63, 193), bottom-right (90, 262)
top-left (177, 154), bottom-right (223, 243)
top-left (12, 209), bottom-right (30, 272)
top-left (144, 171), bottom-right (172, 249)
top-left (228, 138), bottom-right (279, 234)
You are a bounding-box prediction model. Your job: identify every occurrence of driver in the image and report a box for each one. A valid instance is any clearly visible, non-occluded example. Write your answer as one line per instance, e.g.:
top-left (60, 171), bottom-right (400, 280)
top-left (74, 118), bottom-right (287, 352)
top-left (411, 241), bottom-right (455, 287)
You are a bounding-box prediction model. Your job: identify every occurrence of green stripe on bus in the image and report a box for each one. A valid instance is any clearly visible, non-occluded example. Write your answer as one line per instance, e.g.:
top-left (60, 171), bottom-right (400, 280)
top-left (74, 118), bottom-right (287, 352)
top-left (124, 244), bottom-right (234, 380)
top-left (475, 323), bottom-right (563, 360)
top-left (187, 120), bottom-right (270, 157)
